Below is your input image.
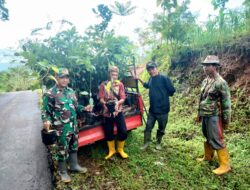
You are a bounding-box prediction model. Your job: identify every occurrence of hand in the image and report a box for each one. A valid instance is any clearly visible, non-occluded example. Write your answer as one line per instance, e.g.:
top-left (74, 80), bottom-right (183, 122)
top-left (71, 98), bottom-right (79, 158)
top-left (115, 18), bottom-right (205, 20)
top-left (113, 111), bottom-right (119, 117)
top-left (115, 101), bottom-right (119, 112)
top-left (84, 105), bottom-right (93, 112)
top-left (43, 121), bottom-right (51, 131)
top-left (133, 75), bottom-right (139, 80)
top-left (103, 105), bottom-right (108, 113)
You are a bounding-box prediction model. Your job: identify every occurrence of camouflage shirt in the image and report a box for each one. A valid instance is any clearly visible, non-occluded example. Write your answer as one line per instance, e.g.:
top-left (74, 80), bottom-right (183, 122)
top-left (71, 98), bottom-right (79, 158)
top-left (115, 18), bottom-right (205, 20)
top-left (41, 85), bottom-right (83, 133)
top-left (198, 73), bottom-right (231, 124)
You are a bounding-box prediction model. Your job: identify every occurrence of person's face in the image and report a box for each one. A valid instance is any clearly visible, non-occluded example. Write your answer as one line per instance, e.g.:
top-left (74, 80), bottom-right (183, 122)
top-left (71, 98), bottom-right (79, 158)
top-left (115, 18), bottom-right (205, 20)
top-left (57, 76), bottom-right (70, 88)
top-left (110, 71), bottom-right (119, 80)
top-left (203, 64), bottom-right (216, 76)
top-left (147, 67), bottom-right (158, 77)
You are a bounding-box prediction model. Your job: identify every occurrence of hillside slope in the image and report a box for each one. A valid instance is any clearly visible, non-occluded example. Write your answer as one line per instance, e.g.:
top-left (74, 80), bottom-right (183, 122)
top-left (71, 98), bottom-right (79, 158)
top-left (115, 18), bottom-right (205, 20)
top-left (170, 36), bottom-right (250, 95)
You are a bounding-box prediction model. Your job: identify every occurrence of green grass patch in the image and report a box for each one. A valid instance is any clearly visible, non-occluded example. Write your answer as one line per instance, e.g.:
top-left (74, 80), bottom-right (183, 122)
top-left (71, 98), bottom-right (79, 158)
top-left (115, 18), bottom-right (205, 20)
top-left (53, 117), bottom-right (250, 189)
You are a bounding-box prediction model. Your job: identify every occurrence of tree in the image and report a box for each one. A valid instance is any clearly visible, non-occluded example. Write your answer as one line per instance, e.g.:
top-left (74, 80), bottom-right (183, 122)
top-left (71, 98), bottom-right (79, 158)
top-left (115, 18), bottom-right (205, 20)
top-left (110, 1), bottom-right (136, 16)
top-left (243, 0), bottom-right (250, 31)
top-left (92, 4), bottom-right (113, 36)
top-left (211, 0), bottom-right (229, 29)
top-left (151, 0), bottom-right (196, 50)
top-left (0, 0), bottom-right (8, 21)
top-left (20, 4), bottom-right (136, 103)
top-left (156, 0), bottom-right (177, 13)
top-left (22, 27), bottom-right (92, 92)
top-left (110, 1), bottom-right (136, 33)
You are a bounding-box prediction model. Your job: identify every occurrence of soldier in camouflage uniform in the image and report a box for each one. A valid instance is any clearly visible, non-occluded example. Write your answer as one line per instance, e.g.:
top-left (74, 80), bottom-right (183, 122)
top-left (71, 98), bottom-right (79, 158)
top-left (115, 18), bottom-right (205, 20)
top-left (197, 55), bottom-right (231, 175)
top-left (42, 68), bottom-right (89, 183)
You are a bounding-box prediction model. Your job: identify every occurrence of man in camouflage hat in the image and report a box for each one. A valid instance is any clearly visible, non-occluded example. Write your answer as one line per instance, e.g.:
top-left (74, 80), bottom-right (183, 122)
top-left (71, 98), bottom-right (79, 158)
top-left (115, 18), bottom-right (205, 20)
top-left (42, 68), bottom-right (90, 183)
top-left (196, 55), bottom-right (231, 175)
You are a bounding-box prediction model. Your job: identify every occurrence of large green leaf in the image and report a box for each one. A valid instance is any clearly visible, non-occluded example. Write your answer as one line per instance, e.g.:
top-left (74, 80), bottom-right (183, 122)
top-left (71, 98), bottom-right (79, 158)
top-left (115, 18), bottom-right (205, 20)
top-left (51, 66), bottom-right (59, 74)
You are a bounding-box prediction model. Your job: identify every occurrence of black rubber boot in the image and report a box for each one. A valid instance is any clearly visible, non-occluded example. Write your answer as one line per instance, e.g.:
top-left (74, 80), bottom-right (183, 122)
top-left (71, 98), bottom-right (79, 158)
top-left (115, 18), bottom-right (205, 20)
top-left (140, 132), bottom-right (151, 150)
top-left (155, 136), bottom-right (163, 150)
top-left (58, 161), bottom-right (71, 183)
top-left (68, 152), bottom-right (87, 173)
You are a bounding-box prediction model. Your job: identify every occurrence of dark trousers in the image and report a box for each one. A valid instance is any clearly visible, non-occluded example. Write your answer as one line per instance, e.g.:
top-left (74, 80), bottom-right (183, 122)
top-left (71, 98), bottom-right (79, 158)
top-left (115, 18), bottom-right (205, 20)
top-left (103, 112), bottom-right (127, 141)
top-left (145, 112), bottom-right (169, 138)
top-left (202, 116), bottom-right (225, 150)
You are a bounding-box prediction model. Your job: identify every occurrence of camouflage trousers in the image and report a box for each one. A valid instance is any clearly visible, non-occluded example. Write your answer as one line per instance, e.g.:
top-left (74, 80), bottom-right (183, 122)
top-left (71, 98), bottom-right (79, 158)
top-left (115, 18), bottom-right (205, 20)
top-left (54, 123), bottom-right (79, 161)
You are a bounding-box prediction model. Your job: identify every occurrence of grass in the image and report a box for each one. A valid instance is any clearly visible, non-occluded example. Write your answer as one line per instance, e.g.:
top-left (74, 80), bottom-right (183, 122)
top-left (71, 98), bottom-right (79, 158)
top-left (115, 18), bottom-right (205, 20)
top-left (52, 109), bottom-right (250, 190)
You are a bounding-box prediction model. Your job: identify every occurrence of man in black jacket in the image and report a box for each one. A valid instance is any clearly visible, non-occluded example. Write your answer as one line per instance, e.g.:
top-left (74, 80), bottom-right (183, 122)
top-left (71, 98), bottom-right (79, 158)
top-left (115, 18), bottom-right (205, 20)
top-left (135, 62), bottom-right (175, 150)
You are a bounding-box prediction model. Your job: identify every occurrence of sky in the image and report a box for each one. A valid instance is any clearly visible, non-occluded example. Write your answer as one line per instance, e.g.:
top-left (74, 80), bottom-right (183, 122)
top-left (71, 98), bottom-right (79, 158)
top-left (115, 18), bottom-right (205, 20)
top-left (0, 0), bottom-right (244, 49)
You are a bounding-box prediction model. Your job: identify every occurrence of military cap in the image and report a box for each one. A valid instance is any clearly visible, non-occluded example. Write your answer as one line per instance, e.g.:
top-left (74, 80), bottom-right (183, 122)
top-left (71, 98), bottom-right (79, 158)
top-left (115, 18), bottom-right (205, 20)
top-left (108, 66), bottom-right (119, 73)
top-left (57, 68), bottom-right (69, 77)
top-left (146, 62), bottom-right (157, 70)
top-left (202, 55), bottom-right (220, 66)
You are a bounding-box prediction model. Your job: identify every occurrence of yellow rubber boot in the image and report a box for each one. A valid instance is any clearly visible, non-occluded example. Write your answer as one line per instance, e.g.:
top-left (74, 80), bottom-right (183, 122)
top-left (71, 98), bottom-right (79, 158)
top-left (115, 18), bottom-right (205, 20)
top-left (117, 140), bottom-right (128, 159)
top-left (212, 148), bottom-right (231, 175)
top-left (105, 140), bottom-right (116, 160)
top-left (197, 142), bottom-right (214, 162)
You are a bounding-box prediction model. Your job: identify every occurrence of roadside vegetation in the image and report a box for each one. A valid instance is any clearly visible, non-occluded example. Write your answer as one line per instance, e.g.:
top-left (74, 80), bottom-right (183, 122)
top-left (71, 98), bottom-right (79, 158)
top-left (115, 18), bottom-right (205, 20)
top-left (1, 0), bottom-right (249, 189)
top-left (0, 66), bottom-right (39, 92)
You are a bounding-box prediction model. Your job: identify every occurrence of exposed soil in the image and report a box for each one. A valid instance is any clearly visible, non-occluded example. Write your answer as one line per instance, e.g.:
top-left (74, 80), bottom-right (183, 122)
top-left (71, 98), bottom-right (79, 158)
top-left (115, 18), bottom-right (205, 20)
top-left (170, 36), bottom-right (250, 96)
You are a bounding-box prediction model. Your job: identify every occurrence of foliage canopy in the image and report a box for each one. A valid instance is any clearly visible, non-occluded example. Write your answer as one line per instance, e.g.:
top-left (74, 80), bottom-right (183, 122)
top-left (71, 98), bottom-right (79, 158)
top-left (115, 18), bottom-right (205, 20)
top-left (20, 4), bottom-right (136, 104)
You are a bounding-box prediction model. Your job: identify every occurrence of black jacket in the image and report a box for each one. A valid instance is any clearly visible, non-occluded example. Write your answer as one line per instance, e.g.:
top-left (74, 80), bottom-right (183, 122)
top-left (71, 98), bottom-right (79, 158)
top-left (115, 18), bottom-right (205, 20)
top-left (144, 74), bottom-right (175, 114)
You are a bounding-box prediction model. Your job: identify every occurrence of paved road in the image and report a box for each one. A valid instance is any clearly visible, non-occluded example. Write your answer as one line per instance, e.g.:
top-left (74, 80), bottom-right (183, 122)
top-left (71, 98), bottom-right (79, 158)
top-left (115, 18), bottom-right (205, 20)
top-left (0, 91), bottom-right (52, 190)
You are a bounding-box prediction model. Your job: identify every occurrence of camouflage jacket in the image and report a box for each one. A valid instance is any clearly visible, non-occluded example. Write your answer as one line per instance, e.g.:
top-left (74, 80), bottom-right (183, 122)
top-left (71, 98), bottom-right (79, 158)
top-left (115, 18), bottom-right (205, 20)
top-left (198, 73), bottom-right (231, 124)
top-left (41, 85), bottom-right (83, 132)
